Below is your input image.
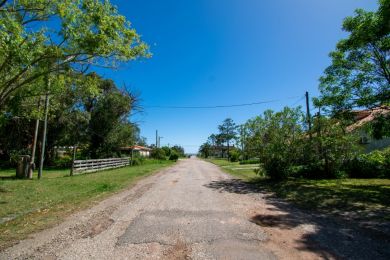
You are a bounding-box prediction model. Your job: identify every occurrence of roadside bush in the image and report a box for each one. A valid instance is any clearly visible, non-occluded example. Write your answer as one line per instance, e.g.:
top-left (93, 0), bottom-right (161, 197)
top-left (51, 155), bottom-right (73, 168)
top-left (131, 157), bottom-right (143, 166)
top-left (169, 152), bottom-right (179, 161)
top-left (302, 117), bottom-right (360, 179)
top-left (239, 159), bottom-right (260, 165)
top-left (150, 148), bottom-right (166, 160)
top-left (348, 148), bottom-right (390, 178)
top-left (229, 149), bottom-right (240, 162)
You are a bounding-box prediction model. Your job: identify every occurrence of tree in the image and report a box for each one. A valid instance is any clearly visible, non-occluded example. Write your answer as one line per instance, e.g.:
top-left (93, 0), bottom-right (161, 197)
top-left (315, 0), bottom-right (390, 115)
top-left (85, 77), bottom-right (135, 158)
top-left (243, 107), bottom-right (305, 180)
top-left (306, 116), bottom-right (360, 178)
top-left (171, 145), bottom-right (185, 157)
top-left (218, 118), bottom-right (237, 159)
top-left (0, 0), bottom-right (150, 108)
top-left (150, 148), bottom-right (166, 160)
top-left (199, 142), bottom-right (211, 158)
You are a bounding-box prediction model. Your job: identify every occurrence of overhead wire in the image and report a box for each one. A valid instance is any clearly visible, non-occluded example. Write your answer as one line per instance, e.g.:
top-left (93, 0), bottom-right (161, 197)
top-left (144, 95), bottom-right (302, 109)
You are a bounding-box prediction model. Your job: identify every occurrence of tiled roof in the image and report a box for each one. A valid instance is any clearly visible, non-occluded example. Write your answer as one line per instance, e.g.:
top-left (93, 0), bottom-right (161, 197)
top-left (346, 106), bottom-right (390, 132)
top-left (120, 145), bottom-right (152, 151)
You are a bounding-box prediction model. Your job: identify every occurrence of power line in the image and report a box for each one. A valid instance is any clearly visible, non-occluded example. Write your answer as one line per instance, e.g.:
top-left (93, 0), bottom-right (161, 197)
top-left (144, 96), bottom-right (301, 109)
top-left (290, 95), bottom-right (306, 107)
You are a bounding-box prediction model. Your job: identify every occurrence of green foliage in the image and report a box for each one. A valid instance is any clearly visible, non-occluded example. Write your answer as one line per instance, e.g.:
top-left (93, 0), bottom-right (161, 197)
top-left (171, 145), bottom-right (185, 157)
top-left (51, 155), bottom-right (73, 168)
top-left (252, 107), bottom-right (304, 180)
top-left (218, 118), bottom-right (238, 158)
top-left (161, 146), bottom-right (171, 157)
top-left (206, 106), bottom-right (364, 181)
top-left (131, 157), bottom-right (143, 166)
top-left (370, 114), bottom-right (390, 139)
top-left (228, 149), bottom-right (240, 162)
top-left (304, 117), bottom-right (361, 178)
top-left (150, 148), bottom-right (166, 160)
top-left (199, 143), bottom-right (211, 158)
top-left (169, 152), bottom-right (179, 161)
top-left (0, 0), bottom-right (150, 108)
top-left (348, 147), bottom-right (390, 178)
top-left (315, 0), bottom-right (390, 114)
top-left (239, 159), bottom-right (260, 165)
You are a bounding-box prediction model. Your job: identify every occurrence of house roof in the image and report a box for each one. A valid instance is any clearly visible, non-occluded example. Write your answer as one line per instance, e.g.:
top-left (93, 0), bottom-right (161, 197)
top-left (120, 145), bottom-right (152, 151)
top-left (346, 106), bottom-right (390, 132)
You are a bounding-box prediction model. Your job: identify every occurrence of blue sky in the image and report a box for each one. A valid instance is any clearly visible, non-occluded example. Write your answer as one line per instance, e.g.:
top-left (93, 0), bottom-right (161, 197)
top-left (98, 0), bottom-right (378, 153)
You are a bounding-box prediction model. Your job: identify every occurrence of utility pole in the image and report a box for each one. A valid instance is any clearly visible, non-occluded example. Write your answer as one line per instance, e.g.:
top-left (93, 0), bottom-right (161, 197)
top-left (28, 97), bottom-right (42, 179)
top-left (155, 130), bottom-right (158, 147)
top-left (159, 136), bottom-right (163, 148)
top-left (305, 91), bottom-right (312, 139)
top-left (38, 76), bottom-right (50, 179)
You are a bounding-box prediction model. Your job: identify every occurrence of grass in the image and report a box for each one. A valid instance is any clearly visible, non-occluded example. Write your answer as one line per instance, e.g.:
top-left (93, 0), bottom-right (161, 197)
top-left (207, 158), bottom-right (260, 180)
top-left (207, 158), bottom-right (390, 222)
top-left (0, 160), bottom-right (174, 250)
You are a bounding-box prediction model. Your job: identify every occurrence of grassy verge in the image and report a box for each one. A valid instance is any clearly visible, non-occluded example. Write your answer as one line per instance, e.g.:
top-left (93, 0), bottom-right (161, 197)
top-left (206, 158), bottom-right (259, 180)
top-left (0, 160), bottom-right (173, 249)
top-left (207, 158), bottom-right (390, 222)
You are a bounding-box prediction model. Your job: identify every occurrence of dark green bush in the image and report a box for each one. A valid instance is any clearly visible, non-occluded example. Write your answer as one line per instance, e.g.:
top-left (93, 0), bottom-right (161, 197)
top-left (229, 150), bottom-right (240, 162)
top-left (51, 155), bottom-right (73, 168)
top-left (150, 148), bottom-right (166, 160)
top-left (131, 158), bottom-right (142, 166)
top-left (169, 152), bottom-right (179, 161)
top-left (347, 148), bottom-right (390, 178)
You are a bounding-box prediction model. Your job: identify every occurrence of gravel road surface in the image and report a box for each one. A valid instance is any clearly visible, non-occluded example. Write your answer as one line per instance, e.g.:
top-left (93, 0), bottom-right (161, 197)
top-left (1, 158), bottom-right (389, 259)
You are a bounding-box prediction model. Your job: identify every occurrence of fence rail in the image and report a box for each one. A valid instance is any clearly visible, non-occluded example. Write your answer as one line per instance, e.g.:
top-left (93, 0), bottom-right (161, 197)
top-left (71, 157), bottom-right (130, 175)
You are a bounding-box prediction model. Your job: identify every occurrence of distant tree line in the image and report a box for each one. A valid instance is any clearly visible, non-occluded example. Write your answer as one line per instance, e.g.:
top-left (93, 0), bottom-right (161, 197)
top-left (150, 145), bottom-right (186, 161)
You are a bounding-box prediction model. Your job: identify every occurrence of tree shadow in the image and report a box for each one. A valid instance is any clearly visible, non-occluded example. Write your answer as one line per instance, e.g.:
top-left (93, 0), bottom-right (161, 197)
top-left (0, 176), bottom-right (16, 180)
top-left (204, 179), bottom-right (260, 194)
top-left (204, 178), bottom-right (390, 259)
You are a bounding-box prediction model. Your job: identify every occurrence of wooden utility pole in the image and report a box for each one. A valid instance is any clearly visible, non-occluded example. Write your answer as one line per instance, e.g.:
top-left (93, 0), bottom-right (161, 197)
top-left (305, 91), bottom-right (312, 139)
top-left (28, 98), bottom-right (42, 179)
top-left (38, 78), bottom-right (50, 179)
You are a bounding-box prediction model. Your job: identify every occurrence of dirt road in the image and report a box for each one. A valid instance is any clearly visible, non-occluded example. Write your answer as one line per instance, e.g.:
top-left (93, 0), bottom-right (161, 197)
top-left (1, 158), bottom-right (389, 259)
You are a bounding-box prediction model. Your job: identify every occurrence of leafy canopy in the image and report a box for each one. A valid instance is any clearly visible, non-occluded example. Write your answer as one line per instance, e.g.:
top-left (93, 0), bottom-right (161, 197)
top-left (315, 0), bottom-right (390, 114)
top-left (0, 0), bottom-right (150, 108)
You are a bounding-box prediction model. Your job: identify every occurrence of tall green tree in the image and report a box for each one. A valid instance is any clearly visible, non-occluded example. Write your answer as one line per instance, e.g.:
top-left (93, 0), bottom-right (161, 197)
top-left (218, 118), bottom-right (238, 159)
top-left (0, 0), bottom-right (150, 108)
top-left (315, 0), bottom-right (390, 115)
top-left (244, 107), bottom-right (304, 179)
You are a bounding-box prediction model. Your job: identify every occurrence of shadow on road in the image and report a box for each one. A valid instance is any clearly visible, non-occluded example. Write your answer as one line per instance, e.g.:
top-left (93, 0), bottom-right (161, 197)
top-left (204, 178), bottom-right (390, 259)
top-left (204, 179), bottom-right (259, 194)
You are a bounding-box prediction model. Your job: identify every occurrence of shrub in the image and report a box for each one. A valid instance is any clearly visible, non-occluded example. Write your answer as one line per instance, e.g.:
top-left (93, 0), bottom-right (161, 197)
top-left (131, 158), bottom-right (142, 166)
top-left (229, 150), bottom-right (240, 162)
top-left (169, 152), bottom-right (179, 161)
top-left (51, 155), bottom-right (73, 168)
top-left (348, 148), bottom-right (390, 178)
top-left (150, 148), bottom-right (166, 160)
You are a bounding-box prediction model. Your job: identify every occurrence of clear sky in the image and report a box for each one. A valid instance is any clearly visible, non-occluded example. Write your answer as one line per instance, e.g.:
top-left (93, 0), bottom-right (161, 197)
top-left (97, 0), bottom-right (378, 153)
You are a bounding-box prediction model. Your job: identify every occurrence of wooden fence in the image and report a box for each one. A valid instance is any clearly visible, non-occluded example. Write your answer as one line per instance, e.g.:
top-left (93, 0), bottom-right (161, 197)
top-left (71, 157), bottom-right (130, 175)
